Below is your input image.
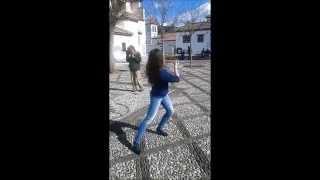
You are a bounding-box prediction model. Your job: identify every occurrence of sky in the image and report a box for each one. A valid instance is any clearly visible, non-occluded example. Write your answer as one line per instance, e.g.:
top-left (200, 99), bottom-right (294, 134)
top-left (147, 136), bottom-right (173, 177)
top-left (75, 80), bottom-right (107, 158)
top-left (143, 0), bottom-right (210, 26)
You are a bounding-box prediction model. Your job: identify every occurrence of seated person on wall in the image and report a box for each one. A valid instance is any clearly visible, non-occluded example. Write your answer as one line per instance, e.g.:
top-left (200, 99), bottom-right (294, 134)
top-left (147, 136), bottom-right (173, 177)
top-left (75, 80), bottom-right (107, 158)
top-left (205, 48), bottom-right (211, 57)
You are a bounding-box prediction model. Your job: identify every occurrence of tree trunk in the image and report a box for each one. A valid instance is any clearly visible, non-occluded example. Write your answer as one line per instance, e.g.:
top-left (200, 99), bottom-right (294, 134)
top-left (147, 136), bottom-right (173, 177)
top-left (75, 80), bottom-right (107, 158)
top-left (109, 27), bottom-right (115, 73)
top-left (190, 41), bottom-right (192, 68)
top-left (161, 31), bottom-right (165, 64)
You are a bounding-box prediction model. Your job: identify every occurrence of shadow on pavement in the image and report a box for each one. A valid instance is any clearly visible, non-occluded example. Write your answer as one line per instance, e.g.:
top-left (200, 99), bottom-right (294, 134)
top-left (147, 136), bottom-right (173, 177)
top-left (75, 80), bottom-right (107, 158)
top-left (110, 81), bottom-right (150, 87)
top-left (183, 65), bottom-right (205, 67)
top-left (109, 81), bottom-right (132, 85)
top-left (109, 88), bottom-right (134, 92)
top-left (109, 120), bottom-right (159, 152)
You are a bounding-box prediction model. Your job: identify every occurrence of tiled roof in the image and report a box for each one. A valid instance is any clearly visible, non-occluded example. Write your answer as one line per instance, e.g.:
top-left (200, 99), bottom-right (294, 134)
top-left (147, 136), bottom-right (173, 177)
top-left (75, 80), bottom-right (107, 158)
top-left (113, 27), bottom-right (133, 36)
top-left (176, 22), bottom-right (211, 32)
top-left (120, 12), bottom-right (143, 22)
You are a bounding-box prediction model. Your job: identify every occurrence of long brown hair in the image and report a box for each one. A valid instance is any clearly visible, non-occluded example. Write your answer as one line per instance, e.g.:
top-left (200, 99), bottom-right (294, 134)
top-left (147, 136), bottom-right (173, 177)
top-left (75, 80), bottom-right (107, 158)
top-left (146, 49), bottom-right (164, 85)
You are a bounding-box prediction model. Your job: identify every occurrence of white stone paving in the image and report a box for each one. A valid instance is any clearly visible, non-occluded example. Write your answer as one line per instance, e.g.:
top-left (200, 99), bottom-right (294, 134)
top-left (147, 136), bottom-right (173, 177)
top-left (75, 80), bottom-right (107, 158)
top-left (108, 61), bottom-right (213, 179)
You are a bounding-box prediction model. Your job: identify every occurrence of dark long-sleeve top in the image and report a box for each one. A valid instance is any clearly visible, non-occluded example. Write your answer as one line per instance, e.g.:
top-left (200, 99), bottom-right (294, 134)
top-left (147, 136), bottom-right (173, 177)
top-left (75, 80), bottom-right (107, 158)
top-left (150, 68), bottom-right (180, 97)
top-left (126, 52), bottom-right (141, 71)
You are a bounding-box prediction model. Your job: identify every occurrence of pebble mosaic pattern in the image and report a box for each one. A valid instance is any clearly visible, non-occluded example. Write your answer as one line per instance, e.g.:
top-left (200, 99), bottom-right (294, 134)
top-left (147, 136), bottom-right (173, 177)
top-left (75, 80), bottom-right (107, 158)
top-left (108, 60), bottom-right (213, 179)
top-left (147, 145), bottom-right (205, 179)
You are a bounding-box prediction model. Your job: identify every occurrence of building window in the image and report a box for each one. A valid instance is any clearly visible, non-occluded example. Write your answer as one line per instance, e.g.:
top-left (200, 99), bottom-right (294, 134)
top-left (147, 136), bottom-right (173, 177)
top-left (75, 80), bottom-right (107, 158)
top-left (122, 43), bottom-right (126, 51)
top-left (183, 35), bottom-right (191, 43)
top-left (197, 34), bottom-right (204, 42)
top-left (151, 25), bottom-right (157, 33)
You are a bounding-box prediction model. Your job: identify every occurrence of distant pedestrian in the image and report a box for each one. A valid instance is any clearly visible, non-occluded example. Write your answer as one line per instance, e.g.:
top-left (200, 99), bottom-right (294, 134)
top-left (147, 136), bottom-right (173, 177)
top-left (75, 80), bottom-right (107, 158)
top-left (126, 45), bottom-right (144, 92)
top-left (201, 48), bottom-right (205, 58)
top-left (132, 48), bottom-right (180, 154)
top-left (188, 46), bottom-right (191, 60)
top-left (181, 50), bottom-right (185, 60)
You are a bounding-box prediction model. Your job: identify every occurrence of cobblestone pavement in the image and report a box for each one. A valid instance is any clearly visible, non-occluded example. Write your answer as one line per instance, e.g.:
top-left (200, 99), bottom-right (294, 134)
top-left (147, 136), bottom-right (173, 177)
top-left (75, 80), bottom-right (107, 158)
top-left (108, 60), bottom-right (212, 179)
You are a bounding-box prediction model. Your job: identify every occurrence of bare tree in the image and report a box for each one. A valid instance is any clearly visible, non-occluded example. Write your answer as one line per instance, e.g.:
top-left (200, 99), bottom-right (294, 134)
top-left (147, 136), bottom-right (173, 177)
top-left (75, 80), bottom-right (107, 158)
top-left (109, 0), bottom-right (126, 73)
top-left (151, 0), bottom-right (173, 64)
top-left (177, 7), bottom-right (201, 68)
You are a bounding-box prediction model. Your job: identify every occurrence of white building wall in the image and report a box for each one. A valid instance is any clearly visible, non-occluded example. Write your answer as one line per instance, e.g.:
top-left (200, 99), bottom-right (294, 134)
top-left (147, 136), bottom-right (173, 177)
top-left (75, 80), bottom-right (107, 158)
top-left (138, 20), bottom-right (147, 61)
top-left (126, 2), bottom-right (133, 13)
top-left (110, 1), bottom-right (147, 71)
top-left (176, 30), bottom-right (211, 56)
top-left (113, 34), bottom-right (129, 62)
top-left (113, 19), bottom-right (147, 65)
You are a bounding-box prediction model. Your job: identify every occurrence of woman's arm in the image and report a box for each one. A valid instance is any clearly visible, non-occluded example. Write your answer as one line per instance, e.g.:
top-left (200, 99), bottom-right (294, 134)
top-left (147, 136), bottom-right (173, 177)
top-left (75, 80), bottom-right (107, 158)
top-left (161, 69), bottom-right (180, 82)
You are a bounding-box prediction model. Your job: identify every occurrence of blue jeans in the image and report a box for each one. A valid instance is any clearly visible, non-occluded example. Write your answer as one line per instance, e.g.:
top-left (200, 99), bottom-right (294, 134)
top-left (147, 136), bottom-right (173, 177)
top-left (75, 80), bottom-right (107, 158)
top-left (133, 95), bottom-right (174, 145)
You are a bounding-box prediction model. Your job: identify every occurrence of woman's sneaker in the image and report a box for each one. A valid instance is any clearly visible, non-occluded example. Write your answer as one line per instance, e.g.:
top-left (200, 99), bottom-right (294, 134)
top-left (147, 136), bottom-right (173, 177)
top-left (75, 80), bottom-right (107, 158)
top-left (156, 128), bottom-right (168, 136)
top-left (132, 143), bottom-right (141, 155)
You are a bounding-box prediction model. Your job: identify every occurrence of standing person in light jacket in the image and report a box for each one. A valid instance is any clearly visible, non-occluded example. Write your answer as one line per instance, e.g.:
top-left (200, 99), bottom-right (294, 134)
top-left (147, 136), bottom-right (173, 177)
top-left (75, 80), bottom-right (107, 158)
top-left (132, 48), bottom-right (180, 154)
top-left (126, 45), bottom-right (144, 92)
